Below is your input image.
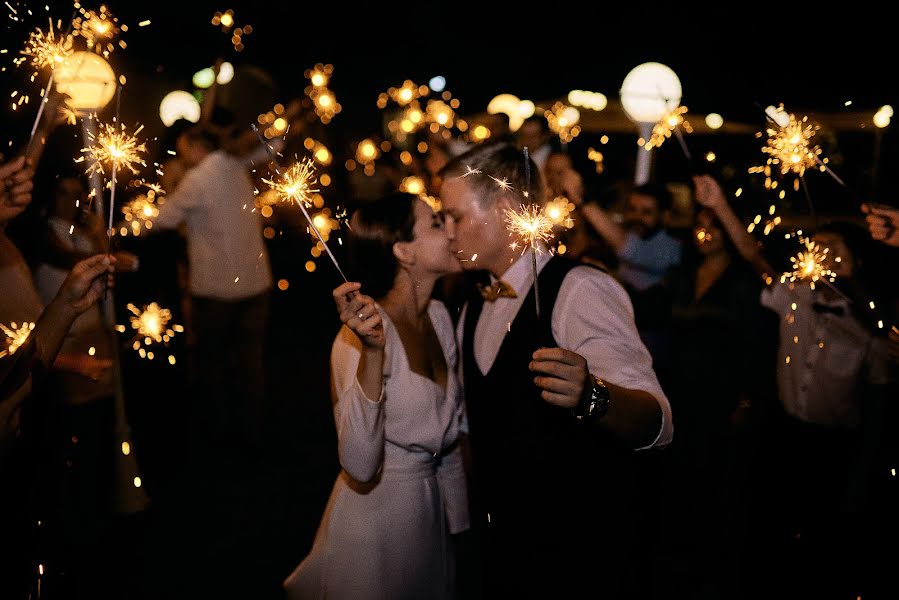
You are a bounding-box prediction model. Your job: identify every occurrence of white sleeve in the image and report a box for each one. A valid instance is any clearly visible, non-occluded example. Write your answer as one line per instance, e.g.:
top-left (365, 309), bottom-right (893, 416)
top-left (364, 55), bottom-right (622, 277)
top-left (330, 325), bottom-right (387, 483)
top-left (154, 168), bottom-right (204, 230)
top-left (760, 280), bottom-right (792, 315)
top-left (552, 266), bottom-right (673, 448)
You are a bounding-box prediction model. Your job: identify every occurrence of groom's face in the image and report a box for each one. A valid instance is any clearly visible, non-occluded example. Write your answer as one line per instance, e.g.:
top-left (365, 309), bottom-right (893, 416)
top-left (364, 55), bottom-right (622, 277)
top-left (440, 177), bottom-right (509, 275)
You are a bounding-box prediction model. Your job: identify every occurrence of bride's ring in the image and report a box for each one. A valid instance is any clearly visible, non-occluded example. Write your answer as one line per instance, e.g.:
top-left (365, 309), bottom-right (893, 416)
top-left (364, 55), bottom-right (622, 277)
top-left (358, 313), bottom-right (365, 320)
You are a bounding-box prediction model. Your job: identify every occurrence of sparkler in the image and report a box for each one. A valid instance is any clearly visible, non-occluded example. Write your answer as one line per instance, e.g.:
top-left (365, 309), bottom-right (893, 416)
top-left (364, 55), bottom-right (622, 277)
top-left (644, 105), bottom-right (692, 158)
top-left (762, 108), bottom-right (821, 178)
top-left (786, 237), bottom-right (835, 289)
top-left (0, 321), bottom-right (34, 358)
top-left (505, 147), bottom-right (553, 319)
top-left (78, 117), bottom-right (148, 248)
top-left (21, 17), bottom-right (74, 154)
top-left (252, 124), bottom-right (348, 282)
top-left (73, 6), bottom-right (120, 54)
top-left (118, 303), bottom-right (182, 363)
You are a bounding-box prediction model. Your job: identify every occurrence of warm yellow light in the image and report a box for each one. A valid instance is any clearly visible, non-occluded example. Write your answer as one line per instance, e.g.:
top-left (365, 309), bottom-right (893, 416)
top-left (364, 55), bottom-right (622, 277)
top-left (620, 62), bottom-right (682, 123)
top-left (705, 113), bottom-right (724, 129)
top-left (159, 90), bottom-right (201, 126)
top-left (55, 51), bottom-right (116, 111)
top-left (220, 13), bottom-right (234, 27)
top-left (305, 261), bottom-right (316, 272)
top-left (273, 117), bottom-right (287, 131)
top-left (314, 147), bottom-right (331, 164)
top-left (312, 214), bottom-right (328, 230)
top-left (873, 110), bottom-right (891, 128)
top-left (121, 441), bottom-right (131, 455)
top-left (311, 73), bottom-right (326, 87)
top-left (278, 279), bottom-right (289, 291)
top-left (133, 476), bottom-right (142, 488)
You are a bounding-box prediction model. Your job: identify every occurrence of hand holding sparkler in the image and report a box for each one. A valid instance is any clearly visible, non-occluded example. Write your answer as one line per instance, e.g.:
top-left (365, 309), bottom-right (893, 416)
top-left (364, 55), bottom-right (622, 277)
top-left (861, 203), bottom-right (899, 247)
top-left (333, 282), bottom-right (384, 350)
top-left (0, 157), bottom-right (34, 215)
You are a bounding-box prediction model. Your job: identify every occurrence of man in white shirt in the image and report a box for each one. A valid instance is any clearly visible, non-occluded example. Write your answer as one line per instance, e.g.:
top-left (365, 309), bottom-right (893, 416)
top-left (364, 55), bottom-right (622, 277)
top-left (439, 142), bottom-right (672, 598)
top-left (155, 125), bottom-right (273, 447)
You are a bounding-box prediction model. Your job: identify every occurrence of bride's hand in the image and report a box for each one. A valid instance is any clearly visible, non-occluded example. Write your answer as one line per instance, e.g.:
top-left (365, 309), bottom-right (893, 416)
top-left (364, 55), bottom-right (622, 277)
top-left (333, 282), bottom-right (385, 349)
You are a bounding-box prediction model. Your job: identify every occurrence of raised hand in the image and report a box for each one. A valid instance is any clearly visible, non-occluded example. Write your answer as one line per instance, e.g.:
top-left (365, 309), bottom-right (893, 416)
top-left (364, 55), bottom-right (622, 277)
top-left (56, 254), bottom-right (117, 317)
top-left (333, 281), bottom-right (384, 349)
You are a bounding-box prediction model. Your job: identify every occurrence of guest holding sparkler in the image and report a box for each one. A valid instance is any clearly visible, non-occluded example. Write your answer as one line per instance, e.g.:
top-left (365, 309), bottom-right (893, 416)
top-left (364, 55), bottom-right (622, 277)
top-left (284, 192), bottom-right (469, 599)
top-left (695, 174), bottom-right (892, 599)
top-left (438, 142), bottom-right (671, 598)
top-left (153, 113), bottom-right (299, 448)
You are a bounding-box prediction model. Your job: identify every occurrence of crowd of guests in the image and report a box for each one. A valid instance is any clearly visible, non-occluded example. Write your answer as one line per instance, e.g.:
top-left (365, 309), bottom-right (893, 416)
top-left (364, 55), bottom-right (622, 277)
top-left (1, 92), bottom-right (898, 599)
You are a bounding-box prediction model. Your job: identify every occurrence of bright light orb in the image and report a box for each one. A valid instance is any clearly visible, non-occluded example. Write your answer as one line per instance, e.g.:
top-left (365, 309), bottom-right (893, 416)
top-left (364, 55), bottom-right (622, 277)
top-left (705, 113), bottom-right (724, 129)
top-left (159, 91), bottom-right (201, 126)
top-left (54, 51), bottom-right (116, 111)
top-left (620, 62), bottom-right (682, 123)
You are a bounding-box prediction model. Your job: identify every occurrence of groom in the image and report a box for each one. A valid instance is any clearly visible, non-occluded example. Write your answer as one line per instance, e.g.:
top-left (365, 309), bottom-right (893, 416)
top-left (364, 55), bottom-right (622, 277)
top-left (439, 142), bottom-right (672, 598)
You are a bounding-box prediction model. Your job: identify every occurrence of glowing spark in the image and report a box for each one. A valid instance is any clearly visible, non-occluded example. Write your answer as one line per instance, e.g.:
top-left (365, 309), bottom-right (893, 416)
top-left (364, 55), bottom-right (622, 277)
top-left (787, 238), bottom-right (836, 286)
top-left (0, 321), bottom-right (35, 358)
top-left (400, 175), bottom-right (425, 195)
top-left (262, 158), bottom-right (319, 208)
top-left (21, 20), bottom-right (73, 70)
top-left (489, 175), bottom-right (514, 192)
top-left (544, 102), bottom-right (581, 143)
top-left (762, 106), bottom-right (822, 177)
top-left (304, 64), bottom-right (340, 123)
top-left (120, 194), bottom-right (159, 236)
top-left (388, 80), bottom-right (421, 106)
top-left (122, 303), bottom-right (182, 363)
top-left (505, 204), bottom-right (553, 254)
top-left (79, 121), bottom-right (148, 180)
top-left (543, 196), bottom-right (574, 228)
top-left (459, 165), bottom-right (481, 179)
top-left (74, 7), bottom-right (119, 50)
top-left (644, 105), bottom-right (691, 150)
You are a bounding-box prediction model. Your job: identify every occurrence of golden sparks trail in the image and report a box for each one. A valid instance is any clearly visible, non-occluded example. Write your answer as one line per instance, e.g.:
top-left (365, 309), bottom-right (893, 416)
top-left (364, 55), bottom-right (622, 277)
top-left (79, 121), bottom-right (148, 180)
top-left (762, 107), bottom-right (821, 177)
top-left (0, 321), bottom-right (34, 358)
top-left (262, 157), bottom-right (320, 208)
top-left (118, 303), bottom-right (182, 363)
top-left (785, 238), bottom-right (835, 288)
top-left (644, 105), bottom-right (691, 151)
top-left (505, 204), bottom-right (554, 254)
top-left (20, 19), bottom-right (72, 70)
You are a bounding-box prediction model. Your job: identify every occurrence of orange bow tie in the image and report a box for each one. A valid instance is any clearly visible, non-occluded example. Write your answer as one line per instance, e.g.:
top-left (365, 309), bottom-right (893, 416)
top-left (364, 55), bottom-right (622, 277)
top-left (477, 279), bottom-right (518, 302)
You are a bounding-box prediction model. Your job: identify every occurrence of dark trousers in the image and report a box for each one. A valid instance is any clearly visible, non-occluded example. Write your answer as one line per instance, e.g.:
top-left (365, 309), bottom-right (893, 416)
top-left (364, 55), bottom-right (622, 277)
top-left (190, 293), bottom-right (269, 446)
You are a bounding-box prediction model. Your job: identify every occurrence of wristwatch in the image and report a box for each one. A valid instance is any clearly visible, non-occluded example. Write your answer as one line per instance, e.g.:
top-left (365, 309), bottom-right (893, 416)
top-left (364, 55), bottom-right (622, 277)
top-left (572, 375), bottom-right (611, 421)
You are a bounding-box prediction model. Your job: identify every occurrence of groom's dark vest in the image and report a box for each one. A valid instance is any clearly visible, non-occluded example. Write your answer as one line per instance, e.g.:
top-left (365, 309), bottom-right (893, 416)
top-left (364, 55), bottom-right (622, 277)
top-left (461, 257), bottom-right (648, 562)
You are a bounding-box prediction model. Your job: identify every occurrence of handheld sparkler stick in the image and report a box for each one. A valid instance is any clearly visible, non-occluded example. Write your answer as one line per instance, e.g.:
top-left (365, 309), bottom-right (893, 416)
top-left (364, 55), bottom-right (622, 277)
top-left (250, 124), bottom-right (348, 282)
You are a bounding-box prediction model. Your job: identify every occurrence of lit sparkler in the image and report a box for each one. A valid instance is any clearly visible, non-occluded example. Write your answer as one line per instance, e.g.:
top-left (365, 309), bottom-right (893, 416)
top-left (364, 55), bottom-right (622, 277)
top-left (20, 19), bottom-right (72, 71)
top-left (762, 107), bottom-right (821, 177)
top-left (459, 165), bottom-right (481, 179)
top-left (786, 238), bottom-right (835, 288)
top-left (261, 157), bottom-right (319, 208)
top-left (545, 102), bottom-right (581, 144)
top-left (644, 105), bottom-right (692, 151)
top-left (543, 196), bottom-right (574, 228)
top-left (0, 321), bottom-right (34, 358)
top-left (73, 6), bottom-right (120, 54)
top-left (252, 124), bottom-right (348, 282)
top-left (79, 121), bottom-right (148, 179)
top-left (118, 303), bottom-right (182, 363)
top-left (505, 203), bottom-right (554, 255)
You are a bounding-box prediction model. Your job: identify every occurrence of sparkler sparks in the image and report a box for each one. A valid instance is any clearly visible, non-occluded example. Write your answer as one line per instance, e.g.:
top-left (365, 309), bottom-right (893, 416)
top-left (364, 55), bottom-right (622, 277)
top-left (119, 303), bottom-right (182, 362)
top-left (543, 196), bottom-right (574, 228)
top-left (644, 105), bottom-right (692, 151)
top-left (761, 107), bottom-right (822, 177)
top-left (120, 192), bottom-right (159, 236)
top-left (505, 204), bottom-right (554, 254)
top-left (20, 19), bottom-right (73, 70)
top-left (489, 175), bottom-right (514, 192)
top-left (73, 6), bottom-right (120, 53)
top-left (262, 157), bottom-right (320, 208)
top-left (786, 238), bottom-right (835, 287)
top-left (0, 321), bottom-right (34, 358)
top-left (459, 165), bottom-right (481, 179)
top-left (79, 121), bottom-right (148, 180)
top-left (544, 102), bottom-right (581, 143)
